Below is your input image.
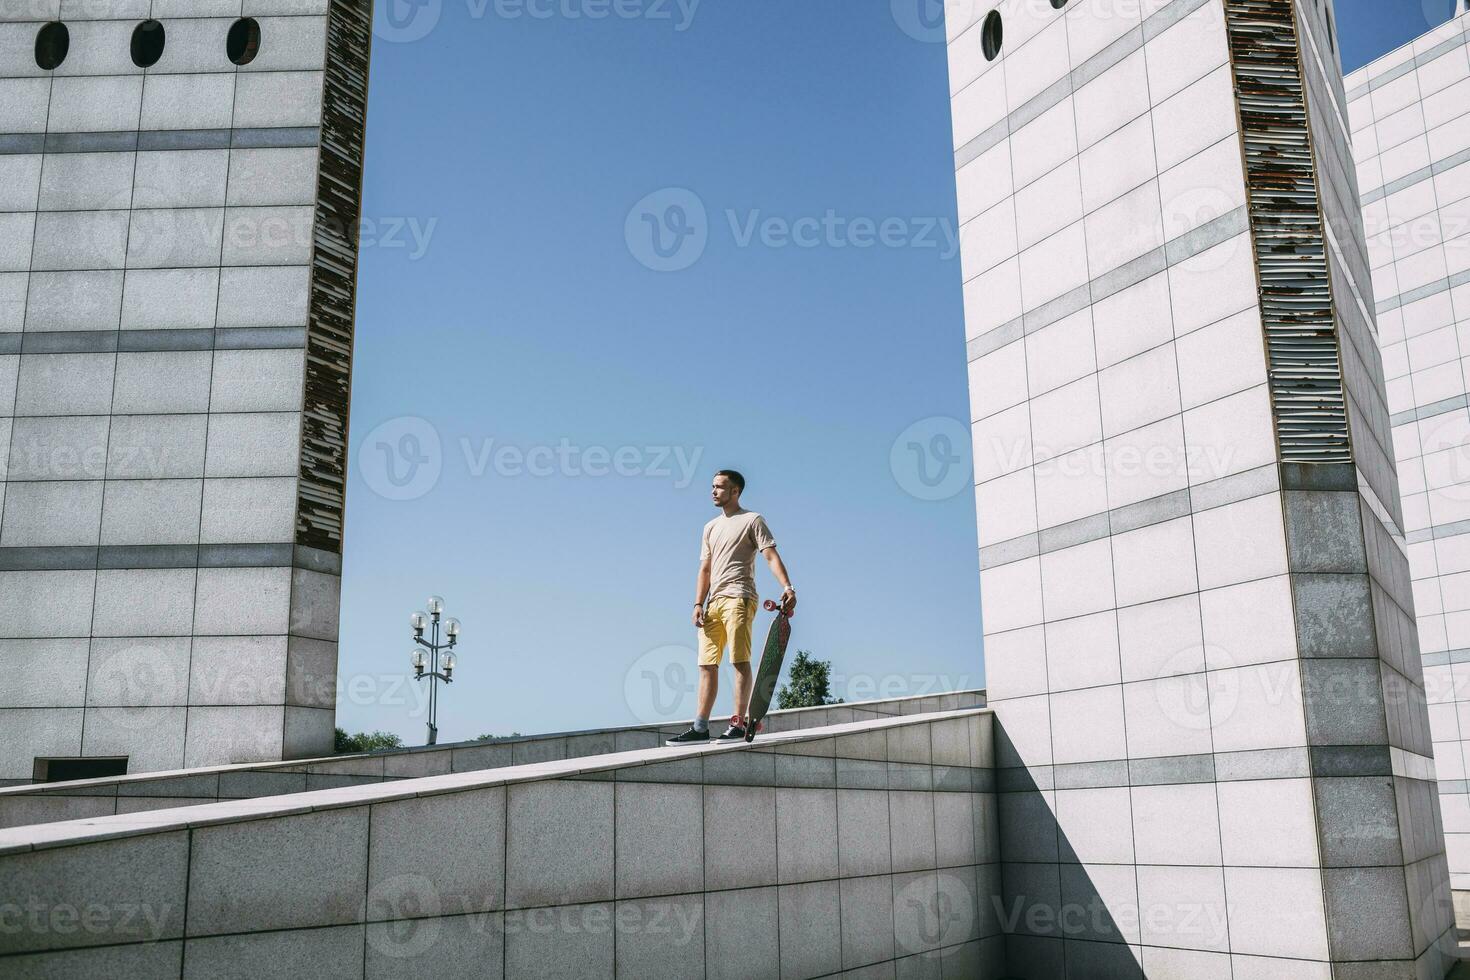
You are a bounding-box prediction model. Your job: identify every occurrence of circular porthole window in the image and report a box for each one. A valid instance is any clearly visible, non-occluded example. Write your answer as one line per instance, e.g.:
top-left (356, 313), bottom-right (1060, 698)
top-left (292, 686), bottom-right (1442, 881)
top-left (34, 21), bottom-right (69, 70)
top-left (1050, 0), bottom-right (1068, 7)
top-left (227, 17), bottom-right (261, 66)
top-left (130, 19), bottom-right (165, 68)
top-left (981, 10), bottom-right (1003, 61)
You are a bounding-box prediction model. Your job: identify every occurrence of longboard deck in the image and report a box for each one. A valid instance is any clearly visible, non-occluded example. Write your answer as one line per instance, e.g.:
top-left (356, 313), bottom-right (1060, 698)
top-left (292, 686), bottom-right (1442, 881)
top-left (743, 600), bottom-right (793, 742)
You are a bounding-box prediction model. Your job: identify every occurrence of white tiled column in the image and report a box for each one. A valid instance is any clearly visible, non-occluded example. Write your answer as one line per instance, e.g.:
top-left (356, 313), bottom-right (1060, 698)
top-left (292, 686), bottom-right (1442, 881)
top-left (951, 0), bottom-right (1454, 975)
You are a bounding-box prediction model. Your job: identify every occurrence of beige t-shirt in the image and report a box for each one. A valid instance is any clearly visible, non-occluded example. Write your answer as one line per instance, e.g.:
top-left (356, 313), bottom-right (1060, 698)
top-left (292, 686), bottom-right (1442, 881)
top-left (701, 509), bottom-right (777, 600)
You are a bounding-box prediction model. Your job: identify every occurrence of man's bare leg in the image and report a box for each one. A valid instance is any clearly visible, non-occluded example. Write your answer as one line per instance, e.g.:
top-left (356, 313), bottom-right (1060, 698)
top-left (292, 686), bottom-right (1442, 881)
top-left (696, 664), bottom-right (719, 724)
top-left (733, 661), bottom-right (753, 723)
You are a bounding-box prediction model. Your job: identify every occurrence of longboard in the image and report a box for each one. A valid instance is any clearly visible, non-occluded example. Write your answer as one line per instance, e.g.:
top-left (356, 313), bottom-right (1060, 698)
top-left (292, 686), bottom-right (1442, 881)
top-left (743, 599), bottom-right (793, 742)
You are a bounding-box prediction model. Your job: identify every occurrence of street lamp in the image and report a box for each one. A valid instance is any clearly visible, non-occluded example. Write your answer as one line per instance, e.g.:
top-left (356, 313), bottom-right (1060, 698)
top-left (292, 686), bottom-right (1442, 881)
top-left (410, 595), bottom-right (460, 745)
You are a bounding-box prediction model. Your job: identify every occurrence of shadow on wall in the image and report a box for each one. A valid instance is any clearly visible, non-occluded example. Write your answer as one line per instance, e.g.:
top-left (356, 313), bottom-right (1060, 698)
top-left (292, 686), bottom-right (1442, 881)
top-left (991, 735), bottom-right (1147, 980)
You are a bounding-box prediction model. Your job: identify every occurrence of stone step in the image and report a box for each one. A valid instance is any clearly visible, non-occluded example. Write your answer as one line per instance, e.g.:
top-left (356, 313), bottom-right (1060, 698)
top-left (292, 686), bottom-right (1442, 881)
top-left (0, 689), bottom-right (984, 830)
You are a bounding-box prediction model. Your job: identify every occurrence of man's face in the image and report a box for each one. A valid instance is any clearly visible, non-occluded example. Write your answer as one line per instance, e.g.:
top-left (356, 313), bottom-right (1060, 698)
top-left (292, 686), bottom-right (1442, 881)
top-left (711, 476), bottom-right (738, 508)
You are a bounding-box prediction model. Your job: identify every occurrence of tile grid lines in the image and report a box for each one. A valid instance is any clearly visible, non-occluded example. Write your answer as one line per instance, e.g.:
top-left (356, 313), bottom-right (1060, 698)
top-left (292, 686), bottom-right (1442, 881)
top-left (0, 895), bottom-right (994, 975)
top-left (953, 0), bottom-right (1213, 173)
top-left (965, 206), bottom-right (1249, 363)
top-left (73, 0), bottom-right (160, 765)
top-left (1344, 15), bottom-right (1470, 102)
top-left (0, 126), bottom-right (322, 153)
top-left (986, 44), bottom-right (1069, 965)
top-left (1137, 5), bottom-right (1238, 963)
top-left (182, 0), bottom-right (244, 780)
top-left (1383, 41), bottom-right (1470, 841)
top-left (0, 0), bottom-right (56, 776)
top-left (975, 452), bottom-right (1277, 573)
top-left (1356, 128), bottom-right (1470, 207)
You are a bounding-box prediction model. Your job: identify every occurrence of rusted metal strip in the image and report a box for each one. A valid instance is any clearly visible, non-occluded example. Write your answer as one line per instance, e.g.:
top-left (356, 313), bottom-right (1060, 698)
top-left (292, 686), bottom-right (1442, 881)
top-left (1222, 0), bottom-right (1353, 464)
top-left (298, 0), bottom-right (373, 555)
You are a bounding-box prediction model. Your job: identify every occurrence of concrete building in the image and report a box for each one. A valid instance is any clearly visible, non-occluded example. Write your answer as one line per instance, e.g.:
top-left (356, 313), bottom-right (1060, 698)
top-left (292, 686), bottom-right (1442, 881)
top-left (0, 1), bottom-right (369, 780)
top-left (1347, 1), bottom-right (1470, 917)
top-left (950, 0), bottom-right (1454, 975)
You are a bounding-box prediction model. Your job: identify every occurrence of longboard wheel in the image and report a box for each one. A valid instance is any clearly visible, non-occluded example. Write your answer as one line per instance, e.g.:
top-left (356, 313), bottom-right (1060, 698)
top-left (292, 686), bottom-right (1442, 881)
top-left (763, 599), bottom-right (778, 612)
top-left (744, 729), bottom-right (755, 743)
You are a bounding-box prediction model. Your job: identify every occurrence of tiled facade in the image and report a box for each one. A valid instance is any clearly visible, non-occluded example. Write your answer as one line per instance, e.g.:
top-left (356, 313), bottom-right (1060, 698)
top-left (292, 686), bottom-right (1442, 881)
top-left (0, 1), bottom-right (370, 781)
top-left (950, 0), bottom-right (1454, 975)
top-left (1347, 5), bottom-right (1470, 902)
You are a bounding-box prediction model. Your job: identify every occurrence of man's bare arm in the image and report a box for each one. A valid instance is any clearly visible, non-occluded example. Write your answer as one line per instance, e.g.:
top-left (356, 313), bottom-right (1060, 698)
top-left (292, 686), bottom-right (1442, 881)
top-left (762, 547), bottom-right (796, 614)
top-left (693, 558), bottom-right (712, 627)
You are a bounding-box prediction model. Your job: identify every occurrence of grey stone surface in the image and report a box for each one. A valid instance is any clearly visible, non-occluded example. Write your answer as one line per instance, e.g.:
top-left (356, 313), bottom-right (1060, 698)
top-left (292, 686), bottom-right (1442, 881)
top-left (187, 807), bottom-right (367, 935)
top-left (1323, 867), bottom-right (1414, 961)
top-left (1284, 490), bottom-right (1369, 574)
top-left (1294, 574), bottom-right (1377, 658)
top-left (934, 793), bottom-right (976, 869)
top-left (778, 880), bottom-right (841, 979)
top-left (615, 782), bottom-right (703, 899)
top-left (705, 784), bottom-right (776, 890)
top-left (503, 901), bottom-right (613, 980)
top-left (839, 789), bottom-right (894, 877)
top-left (369, 786), bottom-right (506, 917)
top-left (0, 940), bottom-right (183, 980)
top-left (183, 924), bottom-right (364, 980)
top-left (614, 894), bottom-right (704, 980)
top-left (0, 831), bottom-right (188, 953)
top-left (705, 886), bottom-right (778, 980)
top-left (364, 913), bottom-right (503, 980)
top-left (890, 791), bottom-right (939, 873)
top-left (841, 874), bottom-right (897, 969)
top-left (505, 780), bottom-right (613, 908)
top-left (775, 787), bottom-right (839, 883)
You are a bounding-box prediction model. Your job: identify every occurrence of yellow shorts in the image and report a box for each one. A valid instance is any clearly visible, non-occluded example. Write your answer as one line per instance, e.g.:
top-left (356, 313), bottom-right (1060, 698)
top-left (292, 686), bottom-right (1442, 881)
top-left (698, 596), bottom-right (758, 666)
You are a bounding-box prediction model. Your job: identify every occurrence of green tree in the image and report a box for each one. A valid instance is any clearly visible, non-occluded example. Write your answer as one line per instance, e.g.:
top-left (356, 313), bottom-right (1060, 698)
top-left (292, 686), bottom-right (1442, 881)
top-left (474, 732), bottom-right (522, 741)
top-left (334, 728), bottom-right (404, 753)
top-left (775, 651), bottom-right (843, 710)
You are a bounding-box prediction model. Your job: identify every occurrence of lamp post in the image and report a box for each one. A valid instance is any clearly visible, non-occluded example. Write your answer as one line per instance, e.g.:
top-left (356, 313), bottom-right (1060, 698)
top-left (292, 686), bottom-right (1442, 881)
top-left (410, 595), bottom-right (460, 745)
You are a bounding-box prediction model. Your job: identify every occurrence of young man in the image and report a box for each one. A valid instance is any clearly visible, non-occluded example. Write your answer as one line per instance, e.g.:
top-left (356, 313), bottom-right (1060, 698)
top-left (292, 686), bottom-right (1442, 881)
top-left (667, 470), bottom-right (796, 744)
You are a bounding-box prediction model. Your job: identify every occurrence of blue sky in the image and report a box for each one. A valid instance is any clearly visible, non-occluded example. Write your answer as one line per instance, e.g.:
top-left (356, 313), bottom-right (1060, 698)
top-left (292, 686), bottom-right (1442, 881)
top-left (337, 0), bottom-right (1452, 743)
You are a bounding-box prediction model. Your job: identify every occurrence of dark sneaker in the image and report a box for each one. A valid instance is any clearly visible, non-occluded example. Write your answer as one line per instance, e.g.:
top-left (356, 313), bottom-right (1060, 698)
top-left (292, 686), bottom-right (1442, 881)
top-left (665, 727), bottom-right (709, 745)
top-left (717, 723), bottom-right (747, 741)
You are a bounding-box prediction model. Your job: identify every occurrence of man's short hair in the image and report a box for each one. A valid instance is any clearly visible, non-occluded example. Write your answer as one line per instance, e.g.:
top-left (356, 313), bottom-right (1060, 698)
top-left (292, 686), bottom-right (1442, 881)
top-left (715, 469), bottom-right (746, 493)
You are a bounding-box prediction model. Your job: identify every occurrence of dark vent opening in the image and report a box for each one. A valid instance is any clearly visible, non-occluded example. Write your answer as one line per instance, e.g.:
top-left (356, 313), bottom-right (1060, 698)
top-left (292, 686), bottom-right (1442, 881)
top-left (35, 21), bottom-right (69, 70)
top-left (227, 17), bottom-right (261, 66)
top-left (35, 757), bottom-right (128, 782)
top-left (982, 10), bottom-right (1003, 60)
top-left (131, 19), bottom-right (165, 68)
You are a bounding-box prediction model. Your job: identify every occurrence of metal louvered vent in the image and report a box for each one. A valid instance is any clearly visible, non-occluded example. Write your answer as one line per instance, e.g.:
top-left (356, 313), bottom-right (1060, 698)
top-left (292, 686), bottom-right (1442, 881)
top-left (1222, 0), bottom-right (1352, 464)
top-left (298, 0), bottom-right (372, 554)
